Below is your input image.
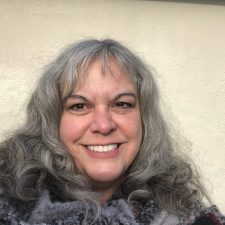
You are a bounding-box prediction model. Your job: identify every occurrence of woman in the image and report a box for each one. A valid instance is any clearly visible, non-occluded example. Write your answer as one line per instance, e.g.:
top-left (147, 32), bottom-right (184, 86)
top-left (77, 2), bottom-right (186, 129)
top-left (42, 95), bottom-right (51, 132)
top-left (0, 39), bottom-right (224, 225)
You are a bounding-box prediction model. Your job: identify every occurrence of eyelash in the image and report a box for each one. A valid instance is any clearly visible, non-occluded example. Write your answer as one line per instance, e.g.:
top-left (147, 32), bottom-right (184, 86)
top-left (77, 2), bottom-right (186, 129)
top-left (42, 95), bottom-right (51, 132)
top-left (115, 102), bottom-right (134, 108)
top-left (67, 101), bottom-right (135, 112)
top-left (69, 103), bottom-right (88, 111)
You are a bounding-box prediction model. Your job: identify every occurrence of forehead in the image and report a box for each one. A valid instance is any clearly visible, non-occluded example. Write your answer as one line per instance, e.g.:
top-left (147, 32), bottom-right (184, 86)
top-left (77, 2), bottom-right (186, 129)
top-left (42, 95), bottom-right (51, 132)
top-left (62, 56), bottom-right (137, 98)
top-left (79, 59), bottom-right (135, 92)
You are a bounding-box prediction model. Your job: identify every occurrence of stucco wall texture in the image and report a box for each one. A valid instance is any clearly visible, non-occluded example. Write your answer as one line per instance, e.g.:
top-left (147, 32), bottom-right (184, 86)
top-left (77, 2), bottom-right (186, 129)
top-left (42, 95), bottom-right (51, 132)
top-left (0, 0), bottom-right (224, 213)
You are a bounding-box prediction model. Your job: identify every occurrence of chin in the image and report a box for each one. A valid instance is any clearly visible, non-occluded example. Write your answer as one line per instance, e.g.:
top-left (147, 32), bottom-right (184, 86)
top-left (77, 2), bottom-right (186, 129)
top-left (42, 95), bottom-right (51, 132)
top-left (87, 169), bottom-right (123, 185)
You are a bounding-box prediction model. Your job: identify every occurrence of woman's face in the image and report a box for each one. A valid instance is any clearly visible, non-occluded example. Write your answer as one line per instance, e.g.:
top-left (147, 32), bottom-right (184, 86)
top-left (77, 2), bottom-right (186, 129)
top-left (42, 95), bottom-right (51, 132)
top-left (60, 58), bottom-right (142, 194)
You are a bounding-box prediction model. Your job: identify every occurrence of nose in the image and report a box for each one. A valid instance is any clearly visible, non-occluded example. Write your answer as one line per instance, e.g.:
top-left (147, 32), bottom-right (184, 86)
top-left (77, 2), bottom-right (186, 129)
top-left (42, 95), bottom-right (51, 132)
top-left (90, 107), bottom-right (116, 135)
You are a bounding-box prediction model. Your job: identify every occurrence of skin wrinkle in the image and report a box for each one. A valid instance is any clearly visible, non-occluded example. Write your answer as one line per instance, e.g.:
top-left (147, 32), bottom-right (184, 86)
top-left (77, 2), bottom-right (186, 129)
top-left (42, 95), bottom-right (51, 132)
top-left (59, 58), bottom-right (142, 202)
top-left (0, 39), bottom-right (215, 224)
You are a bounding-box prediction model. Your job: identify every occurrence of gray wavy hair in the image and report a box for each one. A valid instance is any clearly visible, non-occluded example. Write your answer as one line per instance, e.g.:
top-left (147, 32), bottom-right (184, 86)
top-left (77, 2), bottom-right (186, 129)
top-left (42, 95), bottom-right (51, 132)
top-left (0, 39), bottom-right (208, 219)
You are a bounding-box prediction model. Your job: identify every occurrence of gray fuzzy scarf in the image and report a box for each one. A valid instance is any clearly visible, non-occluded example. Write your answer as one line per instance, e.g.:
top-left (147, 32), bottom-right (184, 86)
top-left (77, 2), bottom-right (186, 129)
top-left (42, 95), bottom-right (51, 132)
top-left (0, 190), bottom-right (223, 225)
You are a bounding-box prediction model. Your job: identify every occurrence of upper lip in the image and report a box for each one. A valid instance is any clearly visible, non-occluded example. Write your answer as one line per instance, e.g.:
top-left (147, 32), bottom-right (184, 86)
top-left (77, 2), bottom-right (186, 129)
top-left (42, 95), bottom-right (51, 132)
top-left (85, 143), bottom-right (121, 146)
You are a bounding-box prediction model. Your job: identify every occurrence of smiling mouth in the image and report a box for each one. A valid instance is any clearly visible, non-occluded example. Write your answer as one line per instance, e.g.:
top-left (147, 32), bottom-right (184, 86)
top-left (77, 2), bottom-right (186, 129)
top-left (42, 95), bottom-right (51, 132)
top-left (87, 144), bottom-right (118, 153)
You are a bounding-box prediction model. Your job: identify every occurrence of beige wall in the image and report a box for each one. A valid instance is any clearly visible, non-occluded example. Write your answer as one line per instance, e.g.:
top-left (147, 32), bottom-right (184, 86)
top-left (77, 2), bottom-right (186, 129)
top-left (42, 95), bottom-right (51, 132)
top-left (0, 0), bottom-right (224, 212)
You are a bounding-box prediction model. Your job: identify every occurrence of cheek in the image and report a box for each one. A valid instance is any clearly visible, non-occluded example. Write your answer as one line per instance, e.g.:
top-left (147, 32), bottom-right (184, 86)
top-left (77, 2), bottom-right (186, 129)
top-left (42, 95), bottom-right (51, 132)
top-left (126, 113), bottom-right (142, 140)
top-left (59, 116), bottom-right (81, 143)
top-left (130, 115), bottom-right (142, 158)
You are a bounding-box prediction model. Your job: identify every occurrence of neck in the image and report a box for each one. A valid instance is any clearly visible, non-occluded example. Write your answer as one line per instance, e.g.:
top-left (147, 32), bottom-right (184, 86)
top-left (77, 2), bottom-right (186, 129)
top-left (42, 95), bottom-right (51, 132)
top-left (91, 180), bottom-right (121, 203)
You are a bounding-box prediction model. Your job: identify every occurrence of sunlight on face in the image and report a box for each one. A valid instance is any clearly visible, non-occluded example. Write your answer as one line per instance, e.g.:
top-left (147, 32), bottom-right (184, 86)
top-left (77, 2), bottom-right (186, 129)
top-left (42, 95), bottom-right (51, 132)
top-left (59, 58), bottom-right (142, 199)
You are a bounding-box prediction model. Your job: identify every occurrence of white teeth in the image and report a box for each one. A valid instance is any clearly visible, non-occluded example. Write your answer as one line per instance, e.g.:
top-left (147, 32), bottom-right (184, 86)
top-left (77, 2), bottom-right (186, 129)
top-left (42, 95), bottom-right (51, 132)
top-left (87, 144), bottom-right (118, 152)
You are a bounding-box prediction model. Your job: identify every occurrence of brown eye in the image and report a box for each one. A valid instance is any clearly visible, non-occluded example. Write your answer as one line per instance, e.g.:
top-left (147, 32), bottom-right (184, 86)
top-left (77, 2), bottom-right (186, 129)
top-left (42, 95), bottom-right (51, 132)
top-left (70, 103), bottom-right (87, 111)
top-left (116, 102), bottom-right (133, 108)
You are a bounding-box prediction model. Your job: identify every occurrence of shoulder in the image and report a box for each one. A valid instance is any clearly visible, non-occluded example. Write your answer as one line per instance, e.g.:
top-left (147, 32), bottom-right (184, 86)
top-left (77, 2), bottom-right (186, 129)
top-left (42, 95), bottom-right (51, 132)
top-left (191, 205), bottom-right (225, 225)
top-left (0, 193), bottom-right (19, 224)
top-left (0, 193), bottom-right (35, 225)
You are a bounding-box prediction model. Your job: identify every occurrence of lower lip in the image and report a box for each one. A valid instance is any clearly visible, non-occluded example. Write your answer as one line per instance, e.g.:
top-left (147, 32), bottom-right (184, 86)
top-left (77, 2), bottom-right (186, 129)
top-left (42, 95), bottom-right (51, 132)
top-left (85, 146), bottom-right (120, 159)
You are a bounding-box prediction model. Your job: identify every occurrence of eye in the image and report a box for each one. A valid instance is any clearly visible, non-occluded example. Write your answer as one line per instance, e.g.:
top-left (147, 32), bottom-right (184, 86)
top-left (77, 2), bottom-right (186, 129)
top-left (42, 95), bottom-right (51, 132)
top-left (115, 102), bottom-right (133, 108)
top-left (70, 103), bottom-right (87, 111)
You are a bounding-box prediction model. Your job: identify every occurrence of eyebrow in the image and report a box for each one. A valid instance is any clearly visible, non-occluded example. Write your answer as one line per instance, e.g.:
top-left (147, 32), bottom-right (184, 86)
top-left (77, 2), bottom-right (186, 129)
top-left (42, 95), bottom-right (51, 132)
top-left (62, 94), bottom-right (87, 103)
top-left (114, 92), bottom-right (137, 101)
top-left (63, 92), bottom-right (137, 103)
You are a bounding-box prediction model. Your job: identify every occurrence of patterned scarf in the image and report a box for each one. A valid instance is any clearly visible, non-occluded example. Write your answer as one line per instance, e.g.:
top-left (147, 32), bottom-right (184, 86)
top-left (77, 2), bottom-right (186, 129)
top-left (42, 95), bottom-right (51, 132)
top-left (1, 189), bottom-right (224, 225)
